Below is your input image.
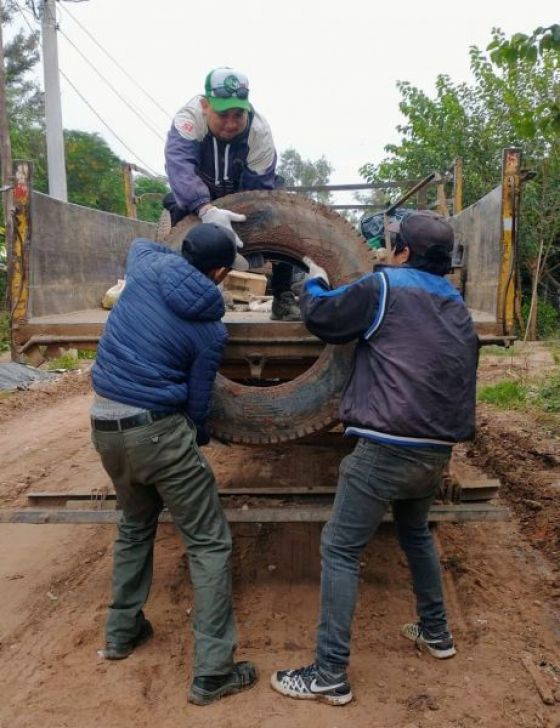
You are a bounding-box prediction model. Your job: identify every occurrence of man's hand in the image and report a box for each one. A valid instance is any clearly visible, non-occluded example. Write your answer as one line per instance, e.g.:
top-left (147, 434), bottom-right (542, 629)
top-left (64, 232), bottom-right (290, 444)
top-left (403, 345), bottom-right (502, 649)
top-left (195, 424), bottom-right (210, 447)
top-left (199, 205), bottom-right (246, 249)
top-left (303, 256), bottom-right (329, 285)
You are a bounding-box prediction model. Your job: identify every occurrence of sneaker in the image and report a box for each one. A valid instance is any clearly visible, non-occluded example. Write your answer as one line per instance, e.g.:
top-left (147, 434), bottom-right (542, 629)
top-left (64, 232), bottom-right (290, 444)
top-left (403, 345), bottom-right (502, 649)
top-left (401, 623), bottom-right (456, 659)
top-left (188, 661), bottom-right (258, 706)
top-left (271, 291), bottom-right (301, 321)
top-left (155, 208), bottom-right (172, 242)
top-left (270, 663), bottom-right (352, 706)
top-left (98, 618), bottom-right (154, 660)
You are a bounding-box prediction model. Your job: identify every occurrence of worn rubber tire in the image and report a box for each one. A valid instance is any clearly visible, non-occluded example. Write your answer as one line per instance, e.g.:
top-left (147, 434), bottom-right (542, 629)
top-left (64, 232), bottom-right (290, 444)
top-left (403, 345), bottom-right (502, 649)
top-left (163, 191), bottom-right (373, 444)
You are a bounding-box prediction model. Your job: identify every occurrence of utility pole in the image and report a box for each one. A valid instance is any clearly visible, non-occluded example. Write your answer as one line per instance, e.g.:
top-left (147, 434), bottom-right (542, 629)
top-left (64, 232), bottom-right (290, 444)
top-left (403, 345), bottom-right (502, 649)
top-left (41, 0), bottom-right (67, 201)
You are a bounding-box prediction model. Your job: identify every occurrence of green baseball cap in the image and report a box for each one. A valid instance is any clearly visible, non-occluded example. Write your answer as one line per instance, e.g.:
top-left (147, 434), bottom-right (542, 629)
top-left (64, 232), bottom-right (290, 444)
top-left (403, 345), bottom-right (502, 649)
top-left (204, 67), bottom-right (251, 112)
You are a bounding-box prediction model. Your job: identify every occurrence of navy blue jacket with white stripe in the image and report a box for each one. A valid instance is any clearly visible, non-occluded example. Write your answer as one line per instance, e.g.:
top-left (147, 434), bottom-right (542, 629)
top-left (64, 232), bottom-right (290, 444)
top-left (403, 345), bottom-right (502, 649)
top-left (300, 265), bottom-right (478, 448)
top-left (92, 239), bottom-right (227, 427)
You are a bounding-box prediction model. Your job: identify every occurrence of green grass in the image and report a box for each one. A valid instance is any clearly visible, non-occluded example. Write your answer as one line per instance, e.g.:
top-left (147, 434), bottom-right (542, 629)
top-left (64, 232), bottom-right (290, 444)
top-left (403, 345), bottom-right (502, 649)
top-left (537, 374), bottom-right (560, 413)
top-left (77, 349), bottom-right (96, 360)
top-left (478, 380), bottom-right (527, 408)
top-left (545, 341), bottom-right (560, 366)
top-left (478, 372), bottom-right (560, 413)
top-left (46, 353), bottom-right (79, 370)
top-left (479, 344), bottom-right (519, 358)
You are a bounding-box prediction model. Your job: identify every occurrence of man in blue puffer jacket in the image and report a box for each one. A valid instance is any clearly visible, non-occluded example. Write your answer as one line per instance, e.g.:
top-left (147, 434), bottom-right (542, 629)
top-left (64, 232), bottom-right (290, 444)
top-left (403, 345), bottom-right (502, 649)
top-left (91, 223), bottom-right (257, 705)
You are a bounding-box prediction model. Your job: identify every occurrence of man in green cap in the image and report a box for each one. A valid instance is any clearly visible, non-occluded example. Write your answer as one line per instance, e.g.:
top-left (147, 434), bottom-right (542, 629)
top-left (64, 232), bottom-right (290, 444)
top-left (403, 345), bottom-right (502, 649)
top-left (163, 66), bottom-right (299, 321)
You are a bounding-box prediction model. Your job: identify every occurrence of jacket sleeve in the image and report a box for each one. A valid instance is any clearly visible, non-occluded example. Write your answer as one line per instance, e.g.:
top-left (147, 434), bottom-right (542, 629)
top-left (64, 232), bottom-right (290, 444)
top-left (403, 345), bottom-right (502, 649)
top-left (185, 336), bottom-right (227, 427)
top-left (300, 272), bottom-right (386, 344)
top-left (240, 154), bottom-right (277, 190)
top-left (164, 125), bottom-right (211, 213)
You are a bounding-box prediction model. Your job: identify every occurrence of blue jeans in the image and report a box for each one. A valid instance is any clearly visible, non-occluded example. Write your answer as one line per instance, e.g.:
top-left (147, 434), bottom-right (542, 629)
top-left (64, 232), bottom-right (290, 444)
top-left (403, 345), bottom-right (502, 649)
top-left (316, 438), bottom-right (451, 674)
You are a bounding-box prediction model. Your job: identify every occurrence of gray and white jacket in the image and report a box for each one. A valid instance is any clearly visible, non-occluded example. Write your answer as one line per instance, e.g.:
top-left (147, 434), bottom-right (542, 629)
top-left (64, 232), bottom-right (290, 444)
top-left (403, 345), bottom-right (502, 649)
top-left (165, 95), bottom-right (277, 213)
top-left (300, 265), bottom-right (478, 448)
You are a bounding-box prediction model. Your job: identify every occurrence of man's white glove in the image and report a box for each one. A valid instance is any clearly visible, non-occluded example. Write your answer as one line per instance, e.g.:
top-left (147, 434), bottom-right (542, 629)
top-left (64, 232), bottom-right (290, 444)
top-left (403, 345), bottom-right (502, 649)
top-left (199, 205), bottom-right (246, 249)
top-left (303, 256), bottom-right (329, 286)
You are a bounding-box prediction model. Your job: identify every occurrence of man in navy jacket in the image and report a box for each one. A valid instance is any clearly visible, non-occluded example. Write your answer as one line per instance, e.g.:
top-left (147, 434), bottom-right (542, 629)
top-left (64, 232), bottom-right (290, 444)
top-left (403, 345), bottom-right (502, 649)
top-left (91, 223), bottom-right (256, 705)
top-left (271, 211), bottom-right (478, 706)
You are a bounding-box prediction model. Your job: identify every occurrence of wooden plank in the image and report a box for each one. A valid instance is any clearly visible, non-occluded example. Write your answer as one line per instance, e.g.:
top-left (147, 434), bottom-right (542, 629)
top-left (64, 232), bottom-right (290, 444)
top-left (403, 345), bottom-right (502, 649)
top-left (521, 653), bottom-right (555, 705)
top-left (27, 487), bottom-right (339, 505)
top-left (0, 503), bottom-right (509, 525)
top-left (458, 480), bottom-right (500, 502)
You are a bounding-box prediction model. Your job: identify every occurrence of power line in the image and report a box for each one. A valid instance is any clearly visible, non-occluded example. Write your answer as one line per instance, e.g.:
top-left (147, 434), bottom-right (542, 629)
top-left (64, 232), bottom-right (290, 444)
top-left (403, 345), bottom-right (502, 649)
top-left (57, 26), bottom-right (165, 142)
top-left (57, 1), bottom-right (172, 121)
top-left (13, 0), bottom-right (162, 177)
top-left (59, 69), bottom-right (161, 177)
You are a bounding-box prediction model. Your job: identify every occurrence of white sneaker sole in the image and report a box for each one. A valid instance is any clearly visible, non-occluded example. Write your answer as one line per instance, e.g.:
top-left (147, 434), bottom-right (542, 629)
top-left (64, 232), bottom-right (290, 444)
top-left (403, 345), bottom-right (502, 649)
top-left (270, 673), bottom-right (353, 706)
top-left (420, 639), bottom-right (457, 659)
top-left (402, 625), bottom-right (457, 659)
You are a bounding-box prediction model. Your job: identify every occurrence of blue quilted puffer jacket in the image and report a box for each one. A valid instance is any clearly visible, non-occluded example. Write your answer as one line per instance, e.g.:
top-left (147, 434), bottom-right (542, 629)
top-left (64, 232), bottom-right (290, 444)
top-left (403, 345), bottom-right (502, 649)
top-left (92, 239), bottom-right (227, 427)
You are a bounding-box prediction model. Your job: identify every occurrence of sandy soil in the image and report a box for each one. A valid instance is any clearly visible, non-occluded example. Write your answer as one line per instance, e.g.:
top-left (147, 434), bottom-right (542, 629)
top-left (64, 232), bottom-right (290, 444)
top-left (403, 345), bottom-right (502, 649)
top-left (1, 346), bottom-right (560, 727)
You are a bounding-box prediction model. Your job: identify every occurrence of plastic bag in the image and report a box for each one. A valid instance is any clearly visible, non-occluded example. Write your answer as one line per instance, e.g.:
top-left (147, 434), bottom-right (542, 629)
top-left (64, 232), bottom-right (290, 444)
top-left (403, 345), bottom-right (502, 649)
top-left (102, 278), bottom-right (126, 310)
top-left (360, 207), bottom-right (412, 249)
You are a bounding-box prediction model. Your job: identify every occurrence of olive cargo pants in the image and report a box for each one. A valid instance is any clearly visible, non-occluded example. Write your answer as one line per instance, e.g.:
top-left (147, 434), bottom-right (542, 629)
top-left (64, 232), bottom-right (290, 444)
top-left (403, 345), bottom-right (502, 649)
top-left (91, 413), bottom-right (237, 676)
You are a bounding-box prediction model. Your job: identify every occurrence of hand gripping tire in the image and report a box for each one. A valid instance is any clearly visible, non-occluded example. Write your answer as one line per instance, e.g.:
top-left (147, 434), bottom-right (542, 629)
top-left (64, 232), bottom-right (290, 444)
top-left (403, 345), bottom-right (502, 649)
top-left (161, 190), bottom-right (373, 444)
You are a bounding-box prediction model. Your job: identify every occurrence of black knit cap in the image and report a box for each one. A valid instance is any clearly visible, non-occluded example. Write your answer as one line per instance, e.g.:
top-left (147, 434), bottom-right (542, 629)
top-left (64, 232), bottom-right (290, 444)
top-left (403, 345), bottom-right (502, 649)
top-left (181, 223), bottom-right (248, 272)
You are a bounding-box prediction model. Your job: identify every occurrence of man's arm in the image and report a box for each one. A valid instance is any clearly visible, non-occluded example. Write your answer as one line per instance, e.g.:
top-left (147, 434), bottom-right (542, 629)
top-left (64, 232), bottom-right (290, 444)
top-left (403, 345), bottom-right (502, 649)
top-left (300, 272), bottom-right (386, 344)
top-left (185, 337), bottom-right (227, 430)
top-left (164, 125), bottom-right (212, 213)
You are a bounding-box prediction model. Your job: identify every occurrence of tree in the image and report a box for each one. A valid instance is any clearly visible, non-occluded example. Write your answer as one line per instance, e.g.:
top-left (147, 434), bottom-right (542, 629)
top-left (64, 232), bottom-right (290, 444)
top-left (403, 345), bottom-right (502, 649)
top-left (64, 130), bottom-right (126, 214)
top-left (0, 7), bottom-right (44, 307)
top-left (277, 147), bottom-right (334, 204)
top-left (484, 25), bottom-right (560, 338)
top-left (359, 76), bottom-right (502, 208)
top-left (135, 175), bottom-right (168, 223)
top-left (359, 26), bottom-right (560, 338)
top-left (5, 27), bottom-right (43, 127)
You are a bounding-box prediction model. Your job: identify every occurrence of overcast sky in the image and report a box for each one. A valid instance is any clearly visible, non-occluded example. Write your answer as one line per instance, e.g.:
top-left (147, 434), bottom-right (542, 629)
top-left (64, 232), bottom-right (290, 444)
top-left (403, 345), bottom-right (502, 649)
top-left (13, 0), bottom-right (559, 200)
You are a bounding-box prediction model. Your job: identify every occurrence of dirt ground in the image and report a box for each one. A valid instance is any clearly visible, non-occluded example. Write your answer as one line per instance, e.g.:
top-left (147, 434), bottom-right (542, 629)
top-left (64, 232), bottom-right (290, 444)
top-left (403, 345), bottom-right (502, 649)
top-left (1, 345), bottom-right (560, 728)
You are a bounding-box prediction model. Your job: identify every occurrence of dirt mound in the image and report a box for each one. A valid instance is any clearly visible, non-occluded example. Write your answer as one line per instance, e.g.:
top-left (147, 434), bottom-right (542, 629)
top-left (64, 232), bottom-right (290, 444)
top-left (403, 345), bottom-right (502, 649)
top-left (468, 405), bottom-right (560, 562)
top-left (0, 368), bottom-right (92, 425)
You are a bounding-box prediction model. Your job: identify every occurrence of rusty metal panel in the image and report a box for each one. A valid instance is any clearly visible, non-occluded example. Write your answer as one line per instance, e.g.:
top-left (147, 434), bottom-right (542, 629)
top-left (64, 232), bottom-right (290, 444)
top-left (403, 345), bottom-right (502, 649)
top-left (29, 192), bottom-right (156, 317)
top-left (450, 186), bottom-right (502, 317)
top-left (498, 148), bottom-right (521, 334)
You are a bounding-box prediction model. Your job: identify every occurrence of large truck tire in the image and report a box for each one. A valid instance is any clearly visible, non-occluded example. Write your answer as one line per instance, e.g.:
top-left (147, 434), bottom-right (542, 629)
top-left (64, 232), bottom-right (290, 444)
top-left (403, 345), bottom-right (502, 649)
top-left (162, 191), bottom-right (373, 444)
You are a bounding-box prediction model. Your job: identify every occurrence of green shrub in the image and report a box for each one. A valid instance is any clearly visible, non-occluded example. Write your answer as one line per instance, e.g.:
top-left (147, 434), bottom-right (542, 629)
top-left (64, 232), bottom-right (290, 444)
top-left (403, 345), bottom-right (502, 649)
top-left (521, 298), bottom-right (560, 339)
top-left (0, 312), bottom-right (9, 352)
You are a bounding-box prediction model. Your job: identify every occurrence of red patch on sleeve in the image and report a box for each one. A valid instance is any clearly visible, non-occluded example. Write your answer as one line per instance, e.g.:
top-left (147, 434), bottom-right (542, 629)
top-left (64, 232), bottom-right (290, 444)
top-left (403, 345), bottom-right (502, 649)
top-left (180, 120), bottom-right (194, 134)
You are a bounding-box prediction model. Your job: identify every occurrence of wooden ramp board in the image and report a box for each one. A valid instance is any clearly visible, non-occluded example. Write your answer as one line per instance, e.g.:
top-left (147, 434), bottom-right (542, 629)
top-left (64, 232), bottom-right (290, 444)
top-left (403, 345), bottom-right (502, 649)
top-left (0, 502), bottom-right (509, 524)
top-left (449, 456), bottom-right (501, 502)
